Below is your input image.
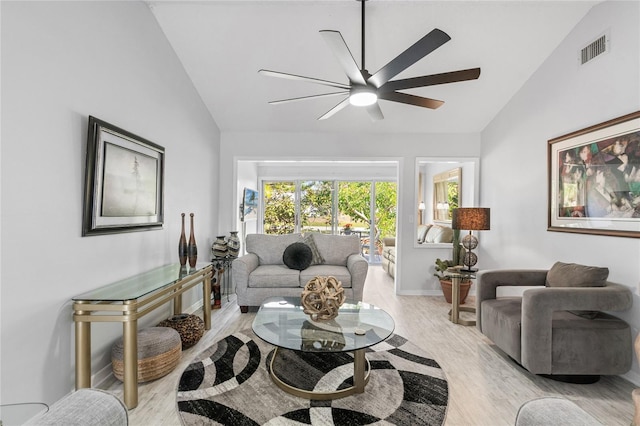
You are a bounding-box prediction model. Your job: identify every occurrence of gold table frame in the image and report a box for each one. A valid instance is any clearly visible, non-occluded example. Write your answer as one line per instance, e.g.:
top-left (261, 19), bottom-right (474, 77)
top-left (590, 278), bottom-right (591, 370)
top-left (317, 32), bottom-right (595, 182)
top-left (268, 347), bottom-right (371, 400)
top-left (72, 264), bottom-right (213, 409)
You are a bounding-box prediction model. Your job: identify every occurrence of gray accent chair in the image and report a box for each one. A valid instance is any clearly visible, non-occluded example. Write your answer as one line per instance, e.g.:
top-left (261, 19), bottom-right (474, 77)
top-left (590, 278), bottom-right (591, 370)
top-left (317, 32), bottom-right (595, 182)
top-left (476, 263), bottom-right (632, 379)
top-left (233, 233), bottom-right (368, 312)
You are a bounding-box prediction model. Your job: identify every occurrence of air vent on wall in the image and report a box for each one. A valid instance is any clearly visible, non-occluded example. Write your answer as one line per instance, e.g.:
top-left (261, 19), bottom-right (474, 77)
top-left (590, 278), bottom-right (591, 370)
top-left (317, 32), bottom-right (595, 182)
top-left (580, 33), bottom-right (609, 65)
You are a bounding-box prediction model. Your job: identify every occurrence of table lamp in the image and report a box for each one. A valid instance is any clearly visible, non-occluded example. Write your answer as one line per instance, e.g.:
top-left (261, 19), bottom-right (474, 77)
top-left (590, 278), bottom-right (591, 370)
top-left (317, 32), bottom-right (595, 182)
top-left (452, 207), bottom-right (490, 272)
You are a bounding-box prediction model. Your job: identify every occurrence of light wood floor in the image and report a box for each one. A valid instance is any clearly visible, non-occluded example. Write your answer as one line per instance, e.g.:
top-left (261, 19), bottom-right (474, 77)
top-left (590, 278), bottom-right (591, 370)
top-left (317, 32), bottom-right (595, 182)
top-left (107, 265), bottom-right (636, 425)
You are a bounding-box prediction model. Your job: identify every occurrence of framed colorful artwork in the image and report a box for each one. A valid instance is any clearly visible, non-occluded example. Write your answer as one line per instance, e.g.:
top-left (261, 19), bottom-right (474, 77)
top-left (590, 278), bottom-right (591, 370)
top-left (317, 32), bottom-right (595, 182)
top-left (548, 110), bottom-right (640, 238)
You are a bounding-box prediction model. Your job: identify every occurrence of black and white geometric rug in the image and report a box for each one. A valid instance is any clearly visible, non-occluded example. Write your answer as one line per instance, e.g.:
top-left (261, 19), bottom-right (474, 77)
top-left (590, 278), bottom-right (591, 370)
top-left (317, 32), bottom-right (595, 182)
top-left (176, 328), bottom-right (448, 425)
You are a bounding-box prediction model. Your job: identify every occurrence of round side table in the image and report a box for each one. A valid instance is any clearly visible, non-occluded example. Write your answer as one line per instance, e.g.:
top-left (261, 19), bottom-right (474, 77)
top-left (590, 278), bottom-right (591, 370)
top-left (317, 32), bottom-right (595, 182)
top-left (445, 268), bottom-right (476, 326)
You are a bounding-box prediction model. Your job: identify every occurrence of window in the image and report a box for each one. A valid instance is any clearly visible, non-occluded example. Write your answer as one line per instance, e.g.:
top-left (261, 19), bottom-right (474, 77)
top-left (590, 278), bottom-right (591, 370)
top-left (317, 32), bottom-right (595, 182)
top-left (262, 179), bottom-right (397, 263)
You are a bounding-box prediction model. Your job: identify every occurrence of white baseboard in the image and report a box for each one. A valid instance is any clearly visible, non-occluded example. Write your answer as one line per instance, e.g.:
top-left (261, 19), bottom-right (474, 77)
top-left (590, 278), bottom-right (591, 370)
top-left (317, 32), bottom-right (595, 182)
top-left (396, 289), bottom-right (443, 296)
top-left (395, 288), bottom-right (477, 297)
top-left (93, 299), bottom-right (204, 390)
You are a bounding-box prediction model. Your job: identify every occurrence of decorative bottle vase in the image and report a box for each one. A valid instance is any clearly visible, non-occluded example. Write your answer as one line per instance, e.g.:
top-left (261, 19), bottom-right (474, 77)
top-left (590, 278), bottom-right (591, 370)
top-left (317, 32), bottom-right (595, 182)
top-left (227, 231), bottom-right (240, 258)
top-left (178, 213), bottom-right (188, 266)
top-left (212, 267), bottom-right (222, 309)
top-left (211, 236), bottom-right (228, 259)
top-left (188, 213), bottom-right (198, 268)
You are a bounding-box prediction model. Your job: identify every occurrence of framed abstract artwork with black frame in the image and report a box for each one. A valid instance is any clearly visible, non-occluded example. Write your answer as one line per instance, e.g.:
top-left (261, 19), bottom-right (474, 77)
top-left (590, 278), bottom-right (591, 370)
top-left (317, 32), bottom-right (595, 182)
top-left (548, 110), bottom-right (640, 238)
top-left (83, 116), bottom-right (165, 236)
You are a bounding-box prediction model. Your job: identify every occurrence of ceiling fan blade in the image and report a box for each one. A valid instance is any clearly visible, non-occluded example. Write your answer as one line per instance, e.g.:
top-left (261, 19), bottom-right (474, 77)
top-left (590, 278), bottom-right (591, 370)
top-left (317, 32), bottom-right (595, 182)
top-left (379, 68), bottom-right (481, 93)
top-left (318, 97), bottom-right (351, 120)
top-left (368, 28), bottom-right (451, 88)
top-left (366, 103), bottom-right (384, 121)
top-left (259, 69), bottom-right (350, 90)
top-left (320, 30), bottom-right (367, 86)
top-left (379, 91), bottom-right (444, 109)
top-left (268, 92), bottom-right (349, 105)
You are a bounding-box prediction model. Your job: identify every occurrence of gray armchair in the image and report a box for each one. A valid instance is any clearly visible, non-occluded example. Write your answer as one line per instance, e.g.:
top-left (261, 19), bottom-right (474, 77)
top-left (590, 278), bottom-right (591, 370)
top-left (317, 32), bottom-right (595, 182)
top-left (476, 263), bottom-right (633, 379)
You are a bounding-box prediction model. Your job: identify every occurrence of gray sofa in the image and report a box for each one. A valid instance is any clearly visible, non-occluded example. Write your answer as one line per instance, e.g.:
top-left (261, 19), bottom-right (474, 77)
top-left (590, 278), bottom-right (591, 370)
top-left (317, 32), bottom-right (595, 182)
top-left (233, 233), bottom-right (368, 312)
top-left (477, 262), bottom-right (632, 379)
top-left (382, 224), bottom-right (453, 278)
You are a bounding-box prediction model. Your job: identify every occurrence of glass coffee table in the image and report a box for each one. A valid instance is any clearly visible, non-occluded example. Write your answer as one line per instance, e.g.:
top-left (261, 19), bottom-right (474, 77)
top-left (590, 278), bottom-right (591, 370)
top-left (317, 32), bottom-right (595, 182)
top-left (252, 296), bottom-right (395, 400)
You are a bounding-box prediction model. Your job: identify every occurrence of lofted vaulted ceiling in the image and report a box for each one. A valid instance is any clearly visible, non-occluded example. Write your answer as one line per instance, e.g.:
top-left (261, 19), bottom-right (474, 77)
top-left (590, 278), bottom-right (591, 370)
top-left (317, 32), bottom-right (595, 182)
top-left (148, 0), bottom-right (599, 134)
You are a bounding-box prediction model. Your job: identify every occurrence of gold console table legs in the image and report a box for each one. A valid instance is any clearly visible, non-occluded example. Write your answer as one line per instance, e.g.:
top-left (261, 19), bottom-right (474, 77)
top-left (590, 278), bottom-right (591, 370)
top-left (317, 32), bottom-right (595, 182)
top-left (123, 304), bottom-right (138, 409)
top-left (74, 304), bottom-right (91, 390)
top-left (73, 265), bottom-right (213, 410)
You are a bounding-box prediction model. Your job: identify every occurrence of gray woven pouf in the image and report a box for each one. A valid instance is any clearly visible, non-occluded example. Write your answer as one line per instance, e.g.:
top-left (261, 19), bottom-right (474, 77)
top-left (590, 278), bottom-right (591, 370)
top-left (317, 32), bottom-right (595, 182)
top-left (111, 327), bottom-right (181, 383)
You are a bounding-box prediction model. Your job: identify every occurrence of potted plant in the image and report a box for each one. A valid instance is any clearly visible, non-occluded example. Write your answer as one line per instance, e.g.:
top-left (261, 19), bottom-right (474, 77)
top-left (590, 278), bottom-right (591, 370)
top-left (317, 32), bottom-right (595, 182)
top-left (342, 223), bottom-right (353, 235)
top-left (434, 258), bottom-right (472, 304)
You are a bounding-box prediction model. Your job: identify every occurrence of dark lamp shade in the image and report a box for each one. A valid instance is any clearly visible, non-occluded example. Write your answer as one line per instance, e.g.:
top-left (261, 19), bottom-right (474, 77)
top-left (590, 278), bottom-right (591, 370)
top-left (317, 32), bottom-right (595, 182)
top-left (452, 208), bottom-right (490, 231)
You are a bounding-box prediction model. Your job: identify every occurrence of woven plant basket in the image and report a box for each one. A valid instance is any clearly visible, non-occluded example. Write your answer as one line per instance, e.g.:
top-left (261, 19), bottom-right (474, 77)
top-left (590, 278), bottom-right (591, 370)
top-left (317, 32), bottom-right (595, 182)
top-left (157, 314), bottom-right (205, 349)
top-left (111, 327), bottom-right (181, 383)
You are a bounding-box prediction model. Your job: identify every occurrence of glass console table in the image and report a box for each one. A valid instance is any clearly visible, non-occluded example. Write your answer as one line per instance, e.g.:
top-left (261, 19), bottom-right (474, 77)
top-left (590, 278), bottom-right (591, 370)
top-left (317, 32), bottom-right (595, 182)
top-left (71, 263), bottom-right (213, 409)
top-left (253, 296), bottom-right (395, 400)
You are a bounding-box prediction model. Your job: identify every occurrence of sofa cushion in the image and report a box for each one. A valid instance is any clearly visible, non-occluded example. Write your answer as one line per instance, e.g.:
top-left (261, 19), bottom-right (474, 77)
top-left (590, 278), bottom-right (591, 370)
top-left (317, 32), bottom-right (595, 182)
top-left (246, 233), bottom-right (303, 265)
top-left (545, 261), bottom-right (609, 288)
top-left (283, 242), bottom-right (312, 270)
top-left (300, 265), bottom-right (352, 288)
top-left (417, 224), bottom-right (432, 243)
top-left (424, 225), bottom-right (453, 243)
top-left (303, 233), bottom-right (325, 265)
top-left (480, 298), bottom-right (523, 362)
top-left (310, 233), bottom-right (360, 266)
top-left (550, 311), bottom-right (631, 375)
top-left (248, 265), bottom-right (300, 288)
top-left (386, 247), bottom-right (395, 262)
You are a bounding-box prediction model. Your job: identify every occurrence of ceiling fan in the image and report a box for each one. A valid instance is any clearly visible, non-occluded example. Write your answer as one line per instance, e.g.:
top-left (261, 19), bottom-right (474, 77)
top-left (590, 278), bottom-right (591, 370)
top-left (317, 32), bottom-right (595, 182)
top-left (258, 0), bottom-right (481, 121)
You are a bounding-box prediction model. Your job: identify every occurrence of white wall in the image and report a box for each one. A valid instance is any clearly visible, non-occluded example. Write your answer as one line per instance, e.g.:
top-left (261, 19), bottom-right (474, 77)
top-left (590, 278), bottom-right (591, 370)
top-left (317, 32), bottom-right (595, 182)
top-left (481, 0), bottom-right (640, 383)
top-left (220, 131), bottom-right (481, 295)
top-left (0, 1), bottom-right (220, 404)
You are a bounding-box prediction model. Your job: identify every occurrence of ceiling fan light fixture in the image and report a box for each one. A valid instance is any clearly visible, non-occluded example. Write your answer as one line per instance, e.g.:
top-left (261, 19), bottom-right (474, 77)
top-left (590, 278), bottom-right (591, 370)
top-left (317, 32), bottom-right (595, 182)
top-left (349, 86), bottom-right (377, 106)
top-left (259, 0), bottom-right (480, 120)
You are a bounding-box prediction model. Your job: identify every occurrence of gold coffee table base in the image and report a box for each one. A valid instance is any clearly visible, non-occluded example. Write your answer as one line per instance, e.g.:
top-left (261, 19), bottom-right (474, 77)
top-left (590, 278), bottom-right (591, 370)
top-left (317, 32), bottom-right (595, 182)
top-left (268, 347), bottom-right (371, 400)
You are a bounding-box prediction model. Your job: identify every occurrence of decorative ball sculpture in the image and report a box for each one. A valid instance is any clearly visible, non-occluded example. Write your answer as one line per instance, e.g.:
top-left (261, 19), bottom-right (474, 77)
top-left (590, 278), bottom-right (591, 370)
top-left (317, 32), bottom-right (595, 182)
top-left (301, 276), bottom-right (345, 321)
